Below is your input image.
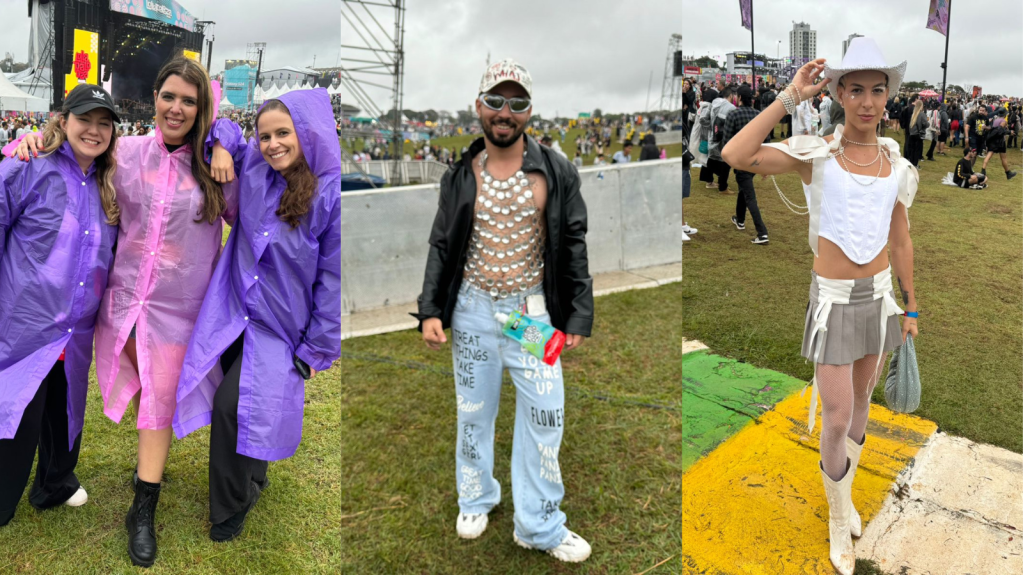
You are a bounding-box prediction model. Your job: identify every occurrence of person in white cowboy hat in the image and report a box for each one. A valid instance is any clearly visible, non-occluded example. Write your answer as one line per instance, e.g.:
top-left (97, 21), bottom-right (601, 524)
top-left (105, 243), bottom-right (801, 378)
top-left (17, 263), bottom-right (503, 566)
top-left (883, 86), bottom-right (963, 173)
top-left (722, 37), bottom-right (920, 575)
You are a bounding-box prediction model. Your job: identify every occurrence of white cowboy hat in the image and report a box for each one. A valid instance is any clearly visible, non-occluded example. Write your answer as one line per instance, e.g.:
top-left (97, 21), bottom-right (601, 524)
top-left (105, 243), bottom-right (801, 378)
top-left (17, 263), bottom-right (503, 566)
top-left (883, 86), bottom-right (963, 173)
top-left (823, 37), bottom-right (907, 97)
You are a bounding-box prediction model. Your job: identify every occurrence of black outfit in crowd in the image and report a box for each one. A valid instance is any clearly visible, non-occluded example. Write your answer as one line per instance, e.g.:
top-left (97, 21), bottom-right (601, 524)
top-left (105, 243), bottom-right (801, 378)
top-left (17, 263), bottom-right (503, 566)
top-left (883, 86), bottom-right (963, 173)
top-left (722, 103), bottom-right (769, 239)
top-left (760, 89), bottom-right (777, 141)
top-left (953, 156), bottom-right (984, 188)
top-left (682, 89), bottom-right (696, 132)
top-left (639, 135), bottom-right (660, 161)
top-left (967, 113), bottom-right (987, 154)
top-left (413, 135), bottom-right (594, 337)
top-left (900, 102), bottom-right (914, 153)
top-left (0, 361), bottom-right (82, 526)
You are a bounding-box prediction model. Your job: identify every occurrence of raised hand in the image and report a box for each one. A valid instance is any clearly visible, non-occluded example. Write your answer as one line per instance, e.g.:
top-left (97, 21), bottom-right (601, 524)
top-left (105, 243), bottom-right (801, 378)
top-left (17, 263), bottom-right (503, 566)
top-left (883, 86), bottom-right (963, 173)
top-left (792, 58), bottom-right (832, 102)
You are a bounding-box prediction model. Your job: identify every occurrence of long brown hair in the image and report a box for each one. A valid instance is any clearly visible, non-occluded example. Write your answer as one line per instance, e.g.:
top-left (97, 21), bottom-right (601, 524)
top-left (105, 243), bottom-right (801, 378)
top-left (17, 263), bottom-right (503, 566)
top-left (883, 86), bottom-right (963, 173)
top-left (255, 99), bottom-right (318, 229)
top-left (38, 106), bottom-right (120, 225)
top-left (153, 56), bottom-right (224, 224)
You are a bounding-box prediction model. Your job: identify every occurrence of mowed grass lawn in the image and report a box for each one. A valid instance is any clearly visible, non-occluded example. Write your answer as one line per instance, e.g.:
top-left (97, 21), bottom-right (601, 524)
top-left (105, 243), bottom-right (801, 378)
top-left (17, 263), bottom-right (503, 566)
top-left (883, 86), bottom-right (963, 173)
top-left (683, 134), bottom-right (1023, 453)
top-left (341, 286), bottom-right (682, 573)
top-left (0, 363), bottom-right (342, 574)
top-left (343, 126), bottom-right (684, 165)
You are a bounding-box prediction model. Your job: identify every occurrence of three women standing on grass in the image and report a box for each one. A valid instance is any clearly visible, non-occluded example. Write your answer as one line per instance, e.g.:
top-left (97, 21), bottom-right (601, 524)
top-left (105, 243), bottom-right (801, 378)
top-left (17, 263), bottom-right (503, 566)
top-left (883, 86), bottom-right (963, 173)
top-left (722, 38), bottom-right (919, 575)
top-left (4, 65), bottom-right (340, 566)
top-left (7, 56), bottom-right (238, 567)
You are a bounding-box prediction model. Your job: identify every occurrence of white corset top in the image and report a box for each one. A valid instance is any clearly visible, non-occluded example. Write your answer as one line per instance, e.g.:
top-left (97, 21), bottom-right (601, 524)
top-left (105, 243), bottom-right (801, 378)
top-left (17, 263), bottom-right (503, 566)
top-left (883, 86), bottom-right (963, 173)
top-left (803, 157), bottom-right (899, 265)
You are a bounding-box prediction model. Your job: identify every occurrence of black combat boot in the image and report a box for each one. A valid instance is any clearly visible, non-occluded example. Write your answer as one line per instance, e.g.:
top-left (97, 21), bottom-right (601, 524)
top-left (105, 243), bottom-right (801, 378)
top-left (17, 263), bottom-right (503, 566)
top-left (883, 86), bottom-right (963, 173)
top-left (125, 475), bottom-right (161, 567)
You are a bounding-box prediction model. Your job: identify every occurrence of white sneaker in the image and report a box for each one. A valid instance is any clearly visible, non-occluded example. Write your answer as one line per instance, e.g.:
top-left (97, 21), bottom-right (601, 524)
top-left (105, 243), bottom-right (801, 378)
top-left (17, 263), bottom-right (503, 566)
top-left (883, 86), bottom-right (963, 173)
top-left (63, 486), bottom-right (88, 507)
top-left (456, 512), bottom-right (488, 539)
top-left (682, 224), bottom-right (698, 235)
top-left (682, 232), bottom-right (691, 242)
top-left (514, 529), bottom-right (592, 563)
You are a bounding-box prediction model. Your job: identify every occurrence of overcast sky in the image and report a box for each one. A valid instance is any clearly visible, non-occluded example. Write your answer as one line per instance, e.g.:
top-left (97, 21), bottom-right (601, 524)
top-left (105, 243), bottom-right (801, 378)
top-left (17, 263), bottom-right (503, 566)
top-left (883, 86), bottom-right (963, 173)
top-left (342, 0), bottom-right (684, 118)
top-left (684, 0), bottom-right (1022, 96)
top-left (0, 0), bottom-right (339, 76)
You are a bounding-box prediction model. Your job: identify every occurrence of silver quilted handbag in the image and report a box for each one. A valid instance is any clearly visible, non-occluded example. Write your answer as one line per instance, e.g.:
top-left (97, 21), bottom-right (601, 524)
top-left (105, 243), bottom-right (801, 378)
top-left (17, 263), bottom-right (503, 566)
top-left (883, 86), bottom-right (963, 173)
top-left (884, 333), bottom-right (921, 413)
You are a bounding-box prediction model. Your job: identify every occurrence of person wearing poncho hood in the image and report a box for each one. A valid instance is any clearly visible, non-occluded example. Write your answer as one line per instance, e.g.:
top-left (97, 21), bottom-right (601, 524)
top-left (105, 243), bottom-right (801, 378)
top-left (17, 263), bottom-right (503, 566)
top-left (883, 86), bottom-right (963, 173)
top-left (174, 88), bottom-right (341, 542)
top-left (722, 38), bottom-right (919, 574)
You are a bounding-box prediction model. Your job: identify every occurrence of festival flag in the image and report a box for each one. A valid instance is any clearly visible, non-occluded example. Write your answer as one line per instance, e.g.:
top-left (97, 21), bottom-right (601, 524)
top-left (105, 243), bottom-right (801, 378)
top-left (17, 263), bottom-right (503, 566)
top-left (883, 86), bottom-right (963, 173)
top-left (739, 0), bottom-right (752, 31)
top-left (926, 0), bottom-right (949, 36)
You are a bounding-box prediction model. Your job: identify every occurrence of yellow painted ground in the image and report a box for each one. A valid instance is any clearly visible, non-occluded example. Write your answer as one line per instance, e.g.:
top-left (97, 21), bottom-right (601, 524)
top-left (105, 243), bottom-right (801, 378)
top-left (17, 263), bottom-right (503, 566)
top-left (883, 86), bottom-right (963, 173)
top-left (681, 391), bottom-right (938, 574)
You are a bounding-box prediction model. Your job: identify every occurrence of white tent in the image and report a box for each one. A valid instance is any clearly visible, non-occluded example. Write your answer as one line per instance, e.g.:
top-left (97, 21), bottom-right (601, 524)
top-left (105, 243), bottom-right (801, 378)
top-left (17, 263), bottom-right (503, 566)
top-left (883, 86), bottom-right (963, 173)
top-left (253, 85), bottom-right (266, 105)
top-left (264, 83), bottom-right (282, 99)
top-left (7, 67), bottom-right (52, 100)
top-left (218, 95), bottom-right (234, 110)
top-left (0, 71), bottom-right (48, 113)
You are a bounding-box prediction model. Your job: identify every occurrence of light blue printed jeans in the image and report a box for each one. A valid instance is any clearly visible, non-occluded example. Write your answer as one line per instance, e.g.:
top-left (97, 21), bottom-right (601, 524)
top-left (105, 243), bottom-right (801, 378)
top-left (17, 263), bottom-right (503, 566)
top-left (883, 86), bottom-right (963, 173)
top-left (451, 282), bottom-right (568, 550)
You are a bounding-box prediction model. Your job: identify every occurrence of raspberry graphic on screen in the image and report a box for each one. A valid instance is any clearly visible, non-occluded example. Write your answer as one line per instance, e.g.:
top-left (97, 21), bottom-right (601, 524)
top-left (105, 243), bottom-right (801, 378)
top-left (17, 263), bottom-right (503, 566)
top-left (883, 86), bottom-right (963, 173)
top-left (74, 50), bottom-right (91, 80)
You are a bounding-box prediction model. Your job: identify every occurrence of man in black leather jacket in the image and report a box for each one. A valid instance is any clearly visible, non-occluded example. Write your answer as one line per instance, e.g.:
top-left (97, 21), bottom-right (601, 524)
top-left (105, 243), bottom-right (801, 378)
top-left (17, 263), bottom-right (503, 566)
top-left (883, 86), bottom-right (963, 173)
top-left (412, 58), bottom-right (594, 563)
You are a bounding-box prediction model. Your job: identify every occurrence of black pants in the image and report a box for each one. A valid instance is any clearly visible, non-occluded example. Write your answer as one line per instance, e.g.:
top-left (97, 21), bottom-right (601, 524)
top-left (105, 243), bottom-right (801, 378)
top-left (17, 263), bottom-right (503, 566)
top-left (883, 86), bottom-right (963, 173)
top-left (926, 137), bottom-right (937, 160)
top-left (698, 162), bottom-right (715, 184)
top-left (209, 336), bottom-right (269, 524)
top-left (0, 361), bottom-right (82, 526)
top-left (734, 170), bottom-right (768, 237)
top-left (1009, 132), bottom-right (1018, 148)
top-left (707, 157), bottom-right (731, 191)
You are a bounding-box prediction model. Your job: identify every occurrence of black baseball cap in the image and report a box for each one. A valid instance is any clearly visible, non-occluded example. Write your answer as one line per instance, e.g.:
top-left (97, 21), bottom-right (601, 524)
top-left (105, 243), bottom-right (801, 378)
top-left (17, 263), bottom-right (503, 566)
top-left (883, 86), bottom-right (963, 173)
top-left (63, 84), bottom-right (119, 123)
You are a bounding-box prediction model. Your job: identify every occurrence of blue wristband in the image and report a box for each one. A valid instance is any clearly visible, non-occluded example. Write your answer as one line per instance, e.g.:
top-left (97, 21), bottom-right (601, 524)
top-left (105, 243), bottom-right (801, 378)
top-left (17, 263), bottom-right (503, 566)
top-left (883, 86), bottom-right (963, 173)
top-left (905, 311), bottom-right (919, 318)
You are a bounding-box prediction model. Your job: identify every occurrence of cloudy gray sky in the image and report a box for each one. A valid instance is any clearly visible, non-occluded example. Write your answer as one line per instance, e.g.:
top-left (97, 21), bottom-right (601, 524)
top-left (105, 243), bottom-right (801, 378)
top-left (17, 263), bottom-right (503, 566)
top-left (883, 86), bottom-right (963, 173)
top-left (342, 0), bottom-right (684, 118)
top-left (0, 0), bottom-right (339, 76)
top-left (685, 0), bottom-right (1022, 96)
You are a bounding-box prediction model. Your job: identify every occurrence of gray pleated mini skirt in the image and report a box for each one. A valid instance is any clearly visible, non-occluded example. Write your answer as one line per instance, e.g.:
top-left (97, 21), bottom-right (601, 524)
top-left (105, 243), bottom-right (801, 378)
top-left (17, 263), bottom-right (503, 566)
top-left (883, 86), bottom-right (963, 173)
top-left (800, 270), bottom-right (903, 366)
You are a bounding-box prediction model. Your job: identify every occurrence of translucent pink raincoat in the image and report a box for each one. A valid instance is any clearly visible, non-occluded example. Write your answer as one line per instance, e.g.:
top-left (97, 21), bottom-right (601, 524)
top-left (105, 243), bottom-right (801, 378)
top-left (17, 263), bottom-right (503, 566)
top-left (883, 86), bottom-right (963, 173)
top-left (92, 128), bottom-right (238, 430)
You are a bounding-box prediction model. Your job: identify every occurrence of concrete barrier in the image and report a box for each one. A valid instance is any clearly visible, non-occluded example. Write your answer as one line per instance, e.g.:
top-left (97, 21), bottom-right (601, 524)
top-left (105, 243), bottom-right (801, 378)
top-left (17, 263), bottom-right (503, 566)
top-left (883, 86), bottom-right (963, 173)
top-left (341, 158), bottom-right (681, 314)
top-left (654, 130), bottom-right (685, 146)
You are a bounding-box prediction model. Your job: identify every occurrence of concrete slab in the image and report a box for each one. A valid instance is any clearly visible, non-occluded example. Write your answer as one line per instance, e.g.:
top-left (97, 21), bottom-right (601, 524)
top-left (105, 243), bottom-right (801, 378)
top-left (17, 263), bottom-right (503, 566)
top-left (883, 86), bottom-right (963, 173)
top-left (342, 263), bottom-right (679, 339)
top-left (592, 270), bottom-right (659, 296)
top-left (858, 432), bottom-right (1023, 574)
top-left (682, 339), bottom-right (709, 354)
top-left (341, 303), bottom-right (418, 340)
top-left (630, 262), bottom-right (682, 285)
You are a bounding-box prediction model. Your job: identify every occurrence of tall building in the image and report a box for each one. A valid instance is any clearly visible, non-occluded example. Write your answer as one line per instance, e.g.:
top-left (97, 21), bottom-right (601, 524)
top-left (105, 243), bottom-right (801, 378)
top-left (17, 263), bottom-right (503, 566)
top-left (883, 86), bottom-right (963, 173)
top-left (842, 33), bottom-right (863, 58)
top-left (789, 21), bottom-right (817, 63)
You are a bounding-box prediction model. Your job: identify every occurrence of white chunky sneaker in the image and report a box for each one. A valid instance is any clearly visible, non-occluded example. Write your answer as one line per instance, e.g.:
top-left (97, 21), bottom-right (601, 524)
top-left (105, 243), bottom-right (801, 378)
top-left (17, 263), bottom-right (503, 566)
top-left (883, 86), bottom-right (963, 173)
top-left (64, 486), bottom-right (88, 507)
top-left (845, 435), bottom-right (865, 538)
top-left (514, 529), bottom-right (591, 563)
top-left (455, 513), bottom-right (488, 539)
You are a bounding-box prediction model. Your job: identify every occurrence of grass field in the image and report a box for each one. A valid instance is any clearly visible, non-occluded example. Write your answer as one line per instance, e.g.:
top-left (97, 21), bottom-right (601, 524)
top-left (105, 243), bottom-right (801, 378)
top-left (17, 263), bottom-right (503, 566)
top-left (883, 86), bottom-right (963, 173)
top-left (0, 364), bottom-right (342, 574)
top-left (341, 286), bottom-right (682, 573)
top-left (683, 132), bottom-right (1023, 453)
top-left (343, 127), bottom-right (684, 166)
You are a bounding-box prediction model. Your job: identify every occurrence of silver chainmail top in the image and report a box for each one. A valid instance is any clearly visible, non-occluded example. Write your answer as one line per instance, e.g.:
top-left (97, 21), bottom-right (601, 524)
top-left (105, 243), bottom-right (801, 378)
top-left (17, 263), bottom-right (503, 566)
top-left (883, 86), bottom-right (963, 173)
top-left (464, 154), bottom-right (546, 299)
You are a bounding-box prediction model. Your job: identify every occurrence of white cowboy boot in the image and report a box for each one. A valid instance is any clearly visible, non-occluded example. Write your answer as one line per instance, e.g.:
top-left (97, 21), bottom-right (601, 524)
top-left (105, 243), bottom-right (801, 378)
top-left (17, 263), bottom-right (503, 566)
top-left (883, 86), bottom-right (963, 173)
top-left (845, 435), bottom-right (864, 538)
top-left (820, 460), bottom-right (856, 575)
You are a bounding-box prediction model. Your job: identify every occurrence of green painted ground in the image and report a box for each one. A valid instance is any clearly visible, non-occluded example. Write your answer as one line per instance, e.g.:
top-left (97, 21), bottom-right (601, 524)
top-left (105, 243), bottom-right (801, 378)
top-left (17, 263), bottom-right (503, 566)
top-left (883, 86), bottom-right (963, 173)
top-left (681, 350), bottom-right (806, 471)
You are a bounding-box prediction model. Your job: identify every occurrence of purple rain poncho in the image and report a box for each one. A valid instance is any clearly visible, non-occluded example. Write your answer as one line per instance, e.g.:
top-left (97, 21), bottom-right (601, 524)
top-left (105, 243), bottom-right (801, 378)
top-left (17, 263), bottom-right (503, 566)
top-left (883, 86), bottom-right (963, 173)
top-left (173, 88), bottom-right (341, 461)
top-left (0, 142), bottom-right (118, 449)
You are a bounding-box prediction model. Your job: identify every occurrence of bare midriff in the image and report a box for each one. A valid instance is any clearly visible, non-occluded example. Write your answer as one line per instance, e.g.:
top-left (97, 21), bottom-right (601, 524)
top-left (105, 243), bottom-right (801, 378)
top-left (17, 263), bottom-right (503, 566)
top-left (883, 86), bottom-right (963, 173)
top-left (807, 136), bottom-right (894, 280)
top-left (463, 159), bottom-right (548, 298)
